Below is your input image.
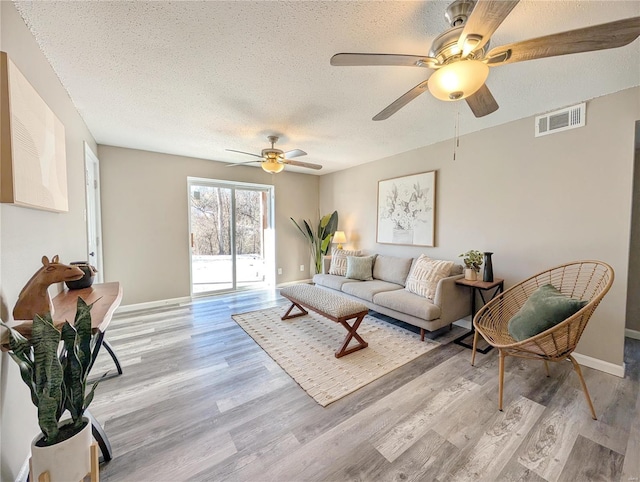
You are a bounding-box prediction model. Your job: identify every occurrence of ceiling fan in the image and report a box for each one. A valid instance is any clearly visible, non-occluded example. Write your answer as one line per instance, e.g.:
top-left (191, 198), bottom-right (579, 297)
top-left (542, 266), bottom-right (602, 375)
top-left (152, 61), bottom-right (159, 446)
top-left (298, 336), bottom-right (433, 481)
top-left (226, 136), bottom-right (322, 173)
top-left (331, 0), bottom-right (640, 120)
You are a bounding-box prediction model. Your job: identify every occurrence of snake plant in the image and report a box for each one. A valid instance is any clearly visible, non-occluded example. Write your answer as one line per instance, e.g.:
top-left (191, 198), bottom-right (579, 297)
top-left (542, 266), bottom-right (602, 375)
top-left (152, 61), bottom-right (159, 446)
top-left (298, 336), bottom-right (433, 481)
top-left (1, 298), bottom-right (104, 446)
top-left (291, 211), bottom-right (339, 274)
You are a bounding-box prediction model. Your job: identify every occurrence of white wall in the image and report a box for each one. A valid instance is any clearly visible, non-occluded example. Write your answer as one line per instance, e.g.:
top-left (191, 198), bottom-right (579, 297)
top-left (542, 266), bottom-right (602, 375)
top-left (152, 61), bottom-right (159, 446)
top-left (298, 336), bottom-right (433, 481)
top-left (98, 146), bottom-right (320, 306)
top-left (320, 87), bottom-right (640, 367)
top-left (0, 3), bottom-right (98, 479)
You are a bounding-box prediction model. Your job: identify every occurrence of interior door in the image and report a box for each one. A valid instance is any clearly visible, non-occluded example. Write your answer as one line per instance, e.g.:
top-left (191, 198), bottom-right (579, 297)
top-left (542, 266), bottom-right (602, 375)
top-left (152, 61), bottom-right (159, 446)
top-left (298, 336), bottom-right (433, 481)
top-left (84, 143), bottom-right (104, 282)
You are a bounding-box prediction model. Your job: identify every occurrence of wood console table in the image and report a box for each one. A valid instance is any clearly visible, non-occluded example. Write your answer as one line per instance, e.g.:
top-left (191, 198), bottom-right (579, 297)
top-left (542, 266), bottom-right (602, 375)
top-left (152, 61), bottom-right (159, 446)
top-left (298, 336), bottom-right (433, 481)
top-left (50, 282), bottom-right (124, 378)
top-left (453, 278), bottom-right (504, 354)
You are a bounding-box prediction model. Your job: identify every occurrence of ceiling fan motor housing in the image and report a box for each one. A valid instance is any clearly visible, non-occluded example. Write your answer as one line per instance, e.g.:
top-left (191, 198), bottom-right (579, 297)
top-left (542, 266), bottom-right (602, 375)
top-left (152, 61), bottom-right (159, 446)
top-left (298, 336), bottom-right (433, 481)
top-left (261, 148), bottom-right (285, 161)
top-left (445, 0), bottom-right (476, 26)
top-left (429, 25), bottom-right (488, 63)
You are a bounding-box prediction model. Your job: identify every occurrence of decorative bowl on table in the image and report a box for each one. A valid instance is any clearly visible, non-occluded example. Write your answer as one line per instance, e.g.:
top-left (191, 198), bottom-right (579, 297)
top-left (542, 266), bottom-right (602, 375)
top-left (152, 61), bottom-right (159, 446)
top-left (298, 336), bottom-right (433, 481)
top-left (65, 262), bottom-right (97, 290)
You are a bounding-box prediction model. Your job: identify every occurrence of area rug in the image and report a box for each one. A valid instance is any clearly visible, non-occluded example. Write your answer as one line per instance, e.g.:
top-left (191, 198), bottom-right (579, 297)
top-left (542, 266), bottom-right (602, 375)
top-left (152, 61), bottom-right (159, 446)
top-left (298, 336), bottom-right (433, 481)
top-left (232, 307), bottom-right (443, 406)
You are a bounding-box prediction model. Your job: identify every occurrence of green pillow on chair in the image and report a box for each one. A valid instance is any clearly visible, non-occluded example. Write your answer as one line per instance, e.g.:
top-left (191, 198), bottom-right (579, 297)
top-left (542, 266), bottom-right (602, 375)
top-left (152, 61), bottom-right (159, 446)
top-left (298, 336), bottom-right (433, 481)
top-left (508, 284), bottom-right (588, 341)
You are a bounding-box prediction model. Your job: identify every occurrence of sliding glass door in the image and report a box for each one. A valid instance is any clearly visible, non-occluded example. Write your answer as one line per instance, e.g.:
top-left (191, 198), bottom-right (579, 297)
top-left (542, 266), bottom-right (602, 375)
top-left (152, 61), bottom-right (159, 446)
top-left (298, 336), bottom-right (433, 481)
top-left (188, 178), bottom-right (274, 295)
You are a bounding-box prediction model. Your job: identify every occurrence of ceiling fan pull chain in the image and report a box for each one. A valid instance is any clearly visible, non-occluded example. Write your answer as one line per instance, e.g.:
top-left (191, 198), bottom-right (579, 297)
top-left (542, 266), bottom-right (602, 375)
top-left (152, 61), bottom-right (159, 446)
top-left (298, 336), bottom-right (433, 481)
top-left (453, 111), bottom-right (460, 161)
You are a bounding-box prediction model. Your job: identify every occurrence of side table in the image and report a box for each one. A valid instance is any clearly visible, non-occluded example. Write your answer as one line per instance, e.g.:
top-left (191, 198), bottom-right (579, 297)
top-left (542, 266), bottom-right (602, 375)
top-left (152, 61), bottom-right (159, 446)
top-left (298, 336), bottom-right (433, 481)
top-left (453, 277), bottom-right (504, 353)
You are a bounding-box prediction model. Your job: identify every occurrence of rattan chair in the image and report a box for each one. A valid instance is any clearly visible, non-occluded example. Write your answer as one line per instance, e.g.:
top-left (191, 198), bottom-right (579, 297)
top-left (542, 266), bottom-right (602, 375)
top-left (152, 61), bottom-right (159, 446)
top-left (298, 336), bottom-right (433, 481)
top-left (471, 260), bottom-right (614, 420)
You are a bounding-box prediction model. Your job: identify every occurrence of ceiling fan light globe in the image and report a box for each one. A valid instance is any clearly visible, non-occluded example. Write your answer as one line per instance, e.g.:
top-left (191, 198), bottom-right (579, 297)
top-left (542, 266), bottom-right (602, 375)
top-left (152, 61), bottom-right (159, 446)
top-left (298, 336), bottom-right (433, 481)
top-left (261, 160), bottom-right (285, 174)
top-left (428, 60), bottom-right (489, 102)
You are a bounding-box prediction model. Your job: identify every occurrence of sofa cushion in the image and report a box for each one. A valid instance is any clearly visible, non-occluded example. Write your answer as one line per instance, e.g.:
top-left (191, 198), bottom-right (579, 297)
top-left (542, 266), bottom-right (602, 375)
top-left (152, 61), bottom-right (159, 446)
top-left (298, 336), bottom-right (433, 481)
top-left (342, 280), bottom-right (402, 302)
top-left (372, 255), bottom-right (413, 286)
top-left (329, 248), bottom-right (361, 276)
top-left (373, 289), bottom-right (441, 321)
top-left (313, 273), bottom-right (360, 291)
top-left (345, 255), bottom-right (376, 281)
top-left (405, 255), bottom-right (455, 301)
top-left (508, 284), bottom-right (587, 341)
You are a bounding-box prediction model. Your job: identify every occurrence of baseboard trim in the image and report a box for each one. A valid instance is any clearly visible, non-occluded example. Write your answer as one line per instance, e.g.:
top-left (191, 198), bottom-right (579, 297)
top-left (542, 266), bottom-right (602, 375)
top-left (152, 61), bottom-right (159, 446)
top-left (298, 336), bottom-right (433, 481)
top-left (116, 296), bottom-right (192, 314)
top-left (572, 352), bottom-right (625, 378)
top-left (625, 328), bottom-right (640, 340)
top-left (16, 455), bottom-right (30, 482)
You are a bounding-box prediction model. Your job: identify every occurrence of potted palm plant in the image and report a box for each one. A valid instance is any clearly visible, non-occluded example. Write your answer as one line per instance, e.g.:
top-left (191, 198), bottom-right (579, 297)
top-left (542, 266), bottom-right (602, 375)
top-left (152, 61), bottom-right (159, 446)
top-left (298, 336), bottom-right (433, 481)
top-left (291, 211), bottom-right (339, 274)
top-left (1, 298), bottom-right (104, 482)
top-left (459, 250), bottom-right (483, 281)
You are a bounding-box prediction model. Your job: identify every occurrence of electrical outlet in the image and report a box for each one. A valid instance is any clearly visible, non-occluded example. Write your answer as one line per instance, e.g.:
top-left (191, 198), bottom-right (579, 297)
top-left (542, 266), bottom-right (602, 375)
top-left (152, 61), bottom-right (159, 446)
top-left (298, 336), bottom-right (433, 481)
top-left (300, 265), bottom-right (305, 272)
top-left (277, 268), bottom-right (283, 275)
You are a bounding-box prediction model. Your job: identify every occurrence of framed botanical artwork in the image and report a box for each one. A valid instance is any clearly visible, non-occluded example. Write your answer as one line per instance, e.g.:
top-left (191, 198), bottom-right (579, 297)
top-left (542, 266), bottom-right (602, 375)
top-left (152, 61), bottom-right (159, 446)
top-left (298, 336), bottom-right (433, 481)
top-left (377, 170), bottom-right (436, 246)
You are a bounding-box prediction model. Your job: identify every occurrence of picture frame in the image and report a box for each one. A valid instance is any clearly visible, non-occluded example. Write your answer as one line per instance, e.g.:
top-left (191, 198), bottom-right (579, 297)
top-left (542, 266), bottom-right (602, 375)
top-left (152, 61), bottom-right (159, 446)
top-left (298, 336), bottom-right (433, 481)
top-left (0, 51), bottom-right (68, 212)
top-left (377, 170), bottom-right (436, 247)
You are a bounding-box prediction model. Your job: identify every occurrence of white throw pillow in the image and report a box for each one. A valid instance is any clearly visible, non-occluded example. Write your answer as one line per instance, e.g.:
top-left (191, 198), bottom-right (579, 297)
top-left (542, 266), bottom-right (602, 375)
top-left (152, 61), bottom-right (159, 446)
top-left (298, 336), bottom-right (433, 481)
top-left (328, 248), bottom-right (361, 276)
top-left (405, 254), bottom-right (454, 301)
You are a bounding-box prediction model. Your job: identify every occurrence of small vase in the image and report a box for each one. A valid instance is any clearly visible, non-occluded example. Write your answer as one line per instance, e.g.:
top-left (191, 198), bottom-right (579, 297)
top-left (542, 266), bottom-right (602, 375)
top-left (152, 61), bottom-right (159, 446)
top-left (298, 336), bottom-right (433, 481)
top-left (483, 252), bottom-right (494, 282)
top-left (392, 228), bottom-right (414, 244)
top-left (464, 268), bottom-right (477, 281)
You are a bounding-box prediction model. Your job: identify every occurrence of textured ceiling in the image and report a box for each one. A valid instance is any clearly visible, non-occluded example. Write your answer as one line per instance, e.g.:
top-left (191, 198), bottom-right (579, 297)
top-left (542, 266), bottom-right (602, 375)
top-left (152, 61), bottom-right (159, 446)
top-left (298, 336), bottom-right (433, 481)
top-left (13, 0), bottom-right (640, 175)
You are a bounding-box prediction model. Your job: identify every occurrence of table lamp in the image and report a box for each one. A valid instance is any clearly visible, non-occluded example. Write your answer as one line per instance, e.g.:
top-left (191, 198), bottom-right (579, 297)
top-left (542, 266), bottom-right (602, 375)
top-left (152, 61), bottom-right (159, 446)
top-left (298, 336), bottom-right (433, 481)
top-left (333, 231), bottom-right (347, 250)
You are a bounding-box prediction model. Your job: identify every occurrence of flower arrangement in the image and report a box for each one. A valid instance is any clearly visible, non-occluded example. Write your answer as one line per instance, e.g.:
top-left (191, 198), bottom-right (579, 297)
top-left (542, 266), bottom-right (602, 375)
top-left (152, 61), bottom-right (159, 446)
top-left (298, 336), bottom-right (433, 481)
top-left (382, 182), bottom-right (431, 230)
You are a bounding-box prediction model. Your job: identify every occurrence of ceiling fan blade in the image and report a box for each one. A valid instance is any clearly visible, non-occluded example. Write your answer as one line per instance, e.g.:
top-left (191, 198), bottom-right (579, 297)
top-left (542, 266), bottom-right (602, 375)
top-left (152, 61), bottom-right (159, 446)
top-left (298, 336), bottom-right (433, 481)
top-left (465, 84), bottom-right (499, 118)
top-left (284, 149), bottom-right (307, 159)
top-left (331, 53), bottom-right (438, 68)
top-left (225, 149), bottom-right (263, 158)
top-left (226, 160), bottom-right (261, 167)
top-left (372, 80), bottom-right (430, 121)
top-left (458, 0), bottom-right (520, 57)
top-left (486, 16), bottom-right (640, 66)
top-left (284, 160), bottom-right (322, 170)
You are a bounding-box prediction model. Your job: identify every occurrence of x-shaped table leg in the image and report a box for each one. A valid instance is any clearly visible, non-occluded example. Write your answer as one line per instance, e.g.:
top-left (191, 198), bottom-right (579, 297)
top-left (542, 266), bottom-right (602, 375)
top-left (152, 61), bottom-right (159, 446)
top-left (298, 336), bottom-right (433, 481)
top-left (335, 313), bottom-right (368, 358)
top-left (282, 301), bottom-right (308, 320)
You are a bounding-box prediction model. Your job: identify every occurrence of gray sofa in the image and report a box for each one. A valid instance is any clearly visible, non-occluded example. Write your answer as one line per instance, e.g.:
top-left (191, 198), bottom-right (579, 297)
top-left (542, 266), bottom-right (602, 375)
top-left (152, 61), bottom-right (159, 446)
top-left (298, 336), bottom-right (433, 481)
top-left (312, 254), bottom-right (471, 339)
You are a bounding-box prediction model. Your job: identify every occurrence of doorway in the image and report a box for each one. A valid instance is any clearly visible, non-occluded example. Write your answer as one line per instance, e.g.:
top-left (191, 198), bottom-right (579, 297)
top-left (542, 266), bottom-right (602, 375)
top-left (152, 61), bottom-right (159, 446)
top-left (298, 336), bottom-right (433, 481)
top-left (84, 143), bottom-right (104, 283)
top-left (188, 178), bottom-right (275, 295)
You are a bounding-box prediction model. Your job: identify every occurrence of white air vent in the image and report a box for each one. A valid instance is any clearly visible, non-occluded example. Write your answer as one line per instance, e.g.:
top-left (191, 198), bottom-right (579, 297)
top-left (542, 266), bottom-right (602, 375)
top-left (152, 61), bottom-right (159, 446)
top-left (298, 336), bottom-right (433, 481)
top-left (535, 103), bottom-right (586, 137)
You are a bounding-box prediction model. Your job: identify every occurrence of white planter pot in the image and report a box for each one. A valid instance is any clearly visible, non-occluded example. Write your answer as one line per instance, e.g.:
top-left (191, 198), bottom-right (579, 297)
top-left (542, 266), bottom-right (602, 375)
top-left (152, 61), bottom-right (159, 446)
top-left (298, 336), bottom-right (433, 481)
top-left (464, 268), bottom-right (478, 281)
top-left (31, 418), bottom-right (92, 482)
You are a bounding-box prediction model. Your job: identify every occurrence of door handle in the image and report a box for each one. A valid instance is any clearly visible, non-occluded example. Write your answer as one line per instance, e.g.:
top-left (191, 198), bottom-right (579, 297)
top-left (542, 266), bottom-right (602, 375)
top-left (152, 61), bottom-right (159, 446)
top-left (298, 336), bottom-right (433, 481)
top-left (190, 233), bottom-right (194, 248)
top-left (89, 252), bottom-right (95, 257)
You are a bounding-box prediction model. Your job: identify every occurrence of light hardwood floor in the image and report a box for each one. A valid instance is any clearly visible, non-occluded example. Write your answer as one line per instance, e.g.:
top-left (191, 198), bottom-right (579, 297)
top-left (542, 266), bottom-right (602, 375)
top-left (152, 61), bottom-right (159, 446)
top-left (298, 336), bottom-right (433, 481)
top-left (89, 289), bottom-right (640, 482)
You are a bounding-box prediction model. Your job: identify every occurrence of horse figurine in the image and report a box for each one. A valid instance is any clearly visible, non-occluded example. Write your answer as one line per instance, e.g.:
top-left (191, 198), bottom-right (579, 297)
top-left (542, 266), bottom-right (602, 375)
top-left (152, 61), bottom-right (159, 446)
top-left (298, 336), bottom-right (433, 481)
top-left (12, 255), bottom-right (84, 321)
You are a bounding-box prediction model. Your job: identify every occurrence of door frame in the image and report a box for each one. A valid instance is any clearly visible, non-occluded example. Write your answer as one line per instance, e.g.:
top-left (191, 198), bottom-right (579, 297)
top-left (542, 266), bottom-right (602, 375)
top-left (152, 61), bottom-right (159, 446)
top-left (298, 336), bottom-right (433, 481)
top-left (187, 176), bottom-right (275, 297)
top-left (84, 142), bottom-right (104, 283)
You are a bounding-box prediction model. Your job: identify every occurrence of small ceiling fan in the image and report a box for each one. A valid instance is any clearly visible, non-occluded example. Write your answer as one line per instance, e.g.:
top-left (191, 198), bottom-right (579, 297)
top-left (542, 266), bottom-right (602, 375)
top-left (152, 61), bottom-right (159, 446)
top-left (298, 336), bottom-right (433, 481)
top-left (331, 0), bottom-right (640, 120)
top-left (226, 136), bottom-right (322, 173)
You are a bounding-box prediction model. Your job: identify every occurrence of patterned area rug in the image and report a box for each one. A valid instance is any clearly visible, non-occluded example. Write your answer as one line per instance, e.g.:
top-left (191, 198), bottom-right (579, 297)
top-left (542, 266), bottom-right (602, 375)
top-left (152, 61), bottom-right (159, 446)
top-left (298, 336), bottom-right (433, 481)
top-left (232, 307), bottom-right (444, 406)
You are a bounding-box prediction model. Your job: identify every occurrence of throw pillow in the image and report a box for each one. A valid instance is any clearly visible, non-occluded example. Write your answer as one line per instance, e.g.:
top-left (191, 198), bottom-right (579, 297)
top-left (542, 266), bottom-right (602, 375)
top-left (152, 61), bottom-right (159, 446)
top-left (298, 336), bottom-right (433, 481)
top-left (404, 255), bottom-right (455, 301)
top-left (345, 255), bottom-right (376, 281)
top-left (328, 248), bottom-right (361, 276)
top-left (507, 284), bottom-right (588, 341)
